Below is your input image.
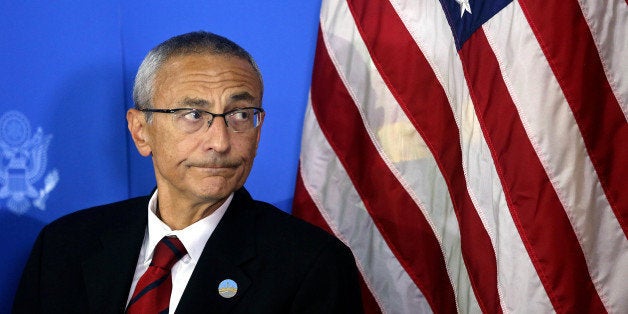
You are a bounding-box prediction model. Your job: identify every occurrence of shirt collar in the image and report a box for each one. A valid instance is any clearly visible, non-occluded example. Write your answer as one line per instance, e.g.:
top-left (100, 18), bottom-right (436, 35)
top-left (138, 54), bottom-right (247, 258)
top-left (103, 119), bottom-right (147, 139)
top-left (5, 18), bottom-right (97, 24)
top-left (143, 189), bottom-right (232, 263)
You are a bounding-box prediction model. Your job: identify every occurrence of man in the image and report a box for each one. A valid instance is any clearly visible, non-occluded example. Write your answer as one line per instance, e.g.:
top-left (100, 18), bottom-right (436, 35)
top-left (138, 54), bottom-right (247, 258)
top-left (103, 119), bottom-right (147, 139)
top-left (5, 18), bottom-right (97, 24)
top-left (13, 31), bottom-right (363, 313)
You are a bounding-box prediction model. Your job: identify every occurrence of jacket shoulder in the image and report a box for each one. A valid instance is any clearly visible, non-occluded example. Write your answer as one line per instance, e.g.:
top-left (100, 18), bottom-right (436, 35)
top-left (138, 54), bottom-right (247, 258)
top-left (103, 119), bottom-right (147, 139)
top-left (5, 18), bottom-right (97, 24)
top-left (247, 200), bottom-right (356, 277)
top-left (46, 196), bottom-right (148, 231)
top-left (39, 196), bottom-right (149, 249)
top-left (251, 200), bottom-right (340, 249)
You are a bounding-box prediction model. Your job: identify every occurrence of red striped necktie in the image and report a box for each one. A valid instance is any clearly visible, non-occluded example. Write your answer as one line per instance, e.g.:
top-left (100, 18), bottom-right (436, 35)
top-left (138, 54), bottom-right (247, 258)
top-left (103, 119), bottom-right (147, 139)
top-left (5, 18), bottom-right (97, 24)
top-left (126, 236), bottom-right (187, 314)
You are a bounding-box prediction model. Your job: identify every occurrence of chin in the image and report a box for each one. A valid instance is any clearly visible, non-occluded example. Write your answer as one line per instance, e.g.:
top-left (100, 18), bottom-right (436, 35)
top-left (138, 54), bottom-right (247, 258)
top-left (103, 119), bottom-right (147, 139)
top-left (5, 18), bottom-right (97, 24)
top-left (187, 174), bottom-right (245, 199)
top-left (193, 183), bottom-right (237, 201)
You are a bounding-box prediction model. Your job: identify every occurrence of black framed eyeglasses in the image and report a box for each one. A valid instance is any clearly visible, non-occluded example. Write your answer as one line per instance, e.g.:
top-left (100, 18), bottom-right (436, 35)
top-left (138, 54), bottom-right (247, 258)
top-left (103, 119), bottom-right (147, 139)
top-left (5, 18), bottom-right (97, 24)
top-left (139, 107), bottom-right (264, 133)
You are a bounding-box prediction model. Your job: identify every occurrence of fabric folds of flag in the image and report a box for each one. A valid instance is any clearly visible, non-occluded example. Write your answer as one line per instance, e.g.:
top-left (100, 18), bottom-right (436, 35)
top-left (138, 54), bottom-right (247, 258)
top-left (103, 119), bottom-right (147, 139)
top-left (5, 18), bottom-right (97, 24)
top-left (292, 0), bottom-right (628, 313)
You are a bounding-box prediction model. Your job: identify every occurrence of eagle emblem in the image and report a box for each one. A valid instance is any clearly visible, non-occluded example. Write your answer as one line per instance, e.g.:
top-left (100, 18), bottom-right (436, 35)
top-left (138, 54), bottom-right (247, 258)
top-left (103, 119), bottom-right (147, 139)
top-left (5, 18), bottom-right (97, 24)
top-left (0, 111), bottom-right (59, 215)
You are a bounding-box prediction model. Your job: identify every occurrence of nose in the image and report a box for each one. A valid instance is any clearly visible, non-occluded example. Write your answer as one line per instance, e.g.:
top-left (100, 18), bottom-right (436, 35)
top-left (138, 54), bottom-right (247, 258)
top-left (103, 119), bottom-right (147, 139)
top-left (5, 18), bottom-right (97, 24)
top-left (202, 116), bottom-right (230, 153)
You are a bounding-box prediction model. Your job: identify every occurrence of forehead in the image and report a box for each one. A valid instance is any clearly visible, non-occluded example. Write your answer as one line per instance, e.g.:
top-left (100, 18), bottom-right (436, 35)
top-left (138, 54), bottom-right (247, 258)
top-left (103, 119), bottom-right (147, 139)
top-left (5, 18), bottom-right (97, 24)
top-left (153, 53), bottom-right (262, 99)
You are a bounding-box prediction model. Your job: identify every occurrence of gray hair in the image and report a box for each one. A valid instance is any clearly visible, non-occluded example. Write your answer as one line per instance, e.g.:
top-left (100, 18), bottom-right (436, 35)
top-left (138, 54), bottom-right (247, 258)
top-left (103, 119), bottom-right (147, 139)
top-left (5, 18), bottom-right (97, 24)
top-left (133, 31), bottom-right (263, 112)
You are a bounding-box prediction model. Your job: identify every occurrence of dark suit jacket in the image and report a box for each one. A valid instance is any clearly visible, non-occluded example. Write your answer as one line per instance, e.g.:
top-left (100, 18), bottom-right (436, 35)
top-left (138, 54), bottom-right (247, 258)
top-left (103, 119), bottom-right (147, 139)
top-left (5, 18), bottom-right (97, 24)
top-left (12, 188), bottom-right (363, 313)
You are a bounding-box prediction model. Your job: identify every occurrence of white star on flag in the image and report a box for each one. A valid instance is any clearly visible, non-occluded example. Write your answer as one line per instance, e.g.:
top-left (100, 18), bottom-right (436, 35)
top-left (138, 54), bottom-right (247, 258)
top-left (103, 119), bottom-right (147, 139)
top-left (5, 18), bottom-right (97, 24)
top-left (456, 0), bottom-right (472, 17)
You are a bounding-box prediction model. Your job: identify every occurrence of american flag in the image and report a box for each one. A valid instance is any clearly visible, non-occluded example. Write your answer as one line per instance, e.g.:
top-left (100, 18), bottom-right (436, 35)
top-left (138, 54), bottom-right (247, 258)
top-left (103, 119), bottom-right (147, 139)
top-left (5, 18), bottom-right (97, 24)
top-left (292, 0), bottom-right (628, 313)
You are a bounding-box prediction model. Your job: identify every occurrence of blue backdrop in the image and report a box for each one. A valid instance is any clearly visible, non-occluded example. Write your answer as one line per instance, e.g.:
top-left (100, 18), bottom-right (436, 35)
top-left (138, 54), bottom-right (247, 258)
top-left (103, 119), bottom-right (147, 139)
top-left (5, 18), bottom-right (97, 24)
top-left (0, 1), bottom-right (321, 306)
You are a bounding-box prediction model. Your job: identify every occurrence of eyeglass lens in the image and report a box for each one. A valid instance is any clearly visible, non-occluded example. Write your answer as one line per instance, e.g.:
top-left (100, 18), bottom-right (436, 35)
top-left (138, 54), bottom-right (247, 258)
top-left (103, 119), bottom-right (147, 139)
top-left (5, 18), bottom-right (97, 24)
top-left (174, 108), bottom-right (262, 133)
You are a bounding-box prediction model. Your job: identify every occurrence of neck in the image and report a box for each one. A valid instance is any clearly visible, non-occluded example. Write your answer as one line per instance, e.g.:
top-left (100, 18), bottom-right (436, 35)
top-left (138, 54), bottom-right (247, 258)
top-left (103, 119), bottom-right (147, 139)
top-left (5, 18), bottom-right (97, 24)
top-left (155, 192), bottom-right (228, 230)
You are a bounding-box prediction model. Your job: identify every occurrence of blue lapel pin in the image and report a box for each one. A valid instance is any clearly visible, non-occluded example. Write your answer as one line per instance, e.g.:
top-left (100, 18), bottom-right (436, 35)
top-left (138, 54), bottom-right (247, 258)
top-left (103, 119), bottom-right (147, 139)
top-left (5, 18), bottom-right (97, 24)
top-left (218, 279), bottom-right (238, 298)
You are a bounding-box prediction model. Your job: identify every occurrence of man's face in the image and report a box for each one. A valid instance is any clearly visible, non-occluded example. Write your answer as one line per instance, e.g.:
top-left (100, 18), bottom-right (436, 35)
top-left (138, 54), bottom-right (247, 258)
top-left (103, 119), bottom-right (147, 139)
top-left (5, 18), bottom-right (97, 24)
top-left (132, 53), bottom-right (263, 205)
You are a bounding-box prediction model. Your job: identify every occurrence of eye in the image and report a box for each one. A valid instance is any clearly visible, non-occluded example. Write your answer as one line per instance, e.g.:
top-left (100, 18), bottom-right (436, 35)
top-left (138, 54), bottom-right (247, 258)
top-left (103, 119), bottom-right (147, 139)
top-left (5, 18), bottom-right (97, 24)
top-left (230, 109), bottom-right (251, 121)
top-left (181, 109), bottom-right (203, 121)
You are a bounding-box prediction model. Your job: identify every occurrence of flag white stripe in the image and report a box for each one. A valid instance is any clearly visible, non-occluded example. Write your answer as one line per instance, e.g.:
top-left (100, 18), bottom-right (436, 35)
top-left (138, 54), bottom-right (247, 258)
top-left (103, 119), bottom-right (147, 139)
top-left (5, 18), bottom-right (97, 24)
top-left (299, 0), bottom-right (628, 312)
top-left (576, 0), bottom-right (628, 120)
top-left (299, 100), bottom-right (432, 314)
top-left (391, 0), bottom-right (552, 311)
top-left (484, 2), bottom-right (628, 311)
top-left (320, 0), bottom-right (480, 311)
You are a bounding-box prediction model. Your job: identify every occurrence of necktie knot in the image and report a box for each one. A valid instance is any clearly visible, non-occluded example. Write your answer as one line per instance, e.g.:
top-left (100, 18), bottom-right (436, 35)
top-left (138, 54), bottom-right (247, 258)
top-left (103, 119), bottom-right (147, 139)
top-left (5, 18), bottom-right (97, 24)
top-left (126, 236), bottom-right (187, 314)
top-left (151, 236), bottom-right (187, 270)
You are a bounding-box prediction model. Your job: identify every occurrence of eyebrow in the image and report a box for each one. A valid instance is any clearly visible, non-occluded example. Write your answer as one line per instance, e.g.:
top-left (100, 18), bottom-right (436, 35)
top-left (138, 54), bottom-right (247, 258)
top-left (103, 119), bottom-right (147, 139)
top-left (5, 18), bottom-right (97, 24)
top-left (180, 97), bottom-right (210, 108)
top-left (178, 92), bottom-right (257, 109)
top-left (230, 92), bottom-right (256, 103)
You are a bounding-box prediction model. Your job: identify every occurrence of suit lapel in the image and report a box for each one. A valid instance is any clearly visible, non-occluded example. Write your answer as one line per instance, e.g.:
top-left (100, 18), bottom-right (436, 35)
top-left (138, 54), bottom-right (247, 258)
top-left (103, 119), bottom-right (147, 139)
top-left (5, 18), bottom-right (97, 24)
top-left (175, 188), bottom-right (257, 314)
top-left (81, 198), bottom-right (148, 313)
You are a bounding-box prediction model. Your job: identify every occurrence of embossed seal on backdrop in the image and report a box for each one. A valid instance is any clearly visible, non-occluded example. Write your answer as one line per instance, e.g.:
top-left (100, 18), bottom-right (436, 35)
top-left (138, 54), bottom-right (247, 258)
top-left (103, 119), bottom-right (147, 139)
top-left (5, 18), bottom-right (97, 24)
top-left (0, 111), bottom-right (59, 215)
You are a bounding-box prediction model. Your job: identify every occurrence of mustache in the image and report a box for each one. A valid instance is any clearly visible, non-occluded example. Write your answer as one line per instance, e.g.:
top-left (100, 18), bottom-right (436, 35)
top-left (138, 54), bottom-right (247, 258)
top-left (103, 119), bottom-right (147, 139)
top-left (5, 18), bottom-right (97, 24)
top-left (184, 157), bottom-right (241, 168)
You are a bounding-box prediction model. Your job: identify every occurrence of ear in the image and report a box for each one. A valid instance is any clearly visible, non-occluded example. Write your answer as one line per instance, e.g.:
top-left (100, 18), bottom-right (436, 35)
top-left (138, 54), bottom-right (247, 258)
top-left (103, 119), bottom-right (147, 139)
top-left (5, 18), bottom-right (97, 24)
top-left (127, 108), bottom-right (152, 157)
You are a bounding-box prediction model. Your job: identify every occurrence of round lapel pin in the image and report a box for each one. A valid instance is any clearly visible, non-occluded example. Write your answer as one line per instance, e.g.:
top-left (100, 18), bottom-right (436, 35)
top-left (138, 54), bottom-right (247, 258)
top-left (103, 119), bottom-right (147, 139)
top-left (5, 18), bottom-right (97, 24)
top-left (218, 279), bottom-right (238, 298)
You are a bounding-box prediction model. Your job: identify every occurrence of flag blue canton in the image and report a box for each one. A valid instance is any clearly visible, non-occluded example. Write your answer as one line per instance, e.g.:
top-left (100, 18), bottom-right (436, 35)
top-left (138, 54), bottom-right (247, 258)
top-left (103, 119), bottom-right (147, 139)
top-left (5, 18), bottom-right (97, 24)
top-left (439, 0), bottom-right (513, 50)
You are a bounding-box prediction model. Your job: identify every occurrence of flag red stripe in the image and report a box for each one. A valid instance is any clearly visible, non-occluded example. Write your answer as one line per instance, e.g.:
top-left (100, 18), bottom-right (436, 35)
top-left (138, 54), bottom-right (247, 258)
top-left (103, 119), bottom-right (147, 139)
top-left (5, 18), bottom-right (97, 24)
top-left (346, 0), bottom-right (501, 312)
top-left (310, 30), bottom-right (457, 312)
top-left (292, 171), bottom-right (383, 314)
top-left (292, 171), bottom-right (333, 234)
top-left (460, 28), bottom-right (606, 313)
top-left (519, 0), bottom-right (628, 237)
top-left (292, 172), bottom-right (383, 314)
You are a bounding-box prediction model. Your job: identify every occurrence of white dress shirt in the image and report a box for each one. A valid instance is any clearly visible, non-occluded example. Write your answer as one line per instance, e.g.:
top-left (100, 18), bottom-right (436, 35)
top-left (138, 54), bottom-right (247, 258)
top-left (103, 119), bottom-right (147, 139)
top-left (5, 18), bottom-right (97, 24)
top-left (126, 190), bottom-right (231, 313)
